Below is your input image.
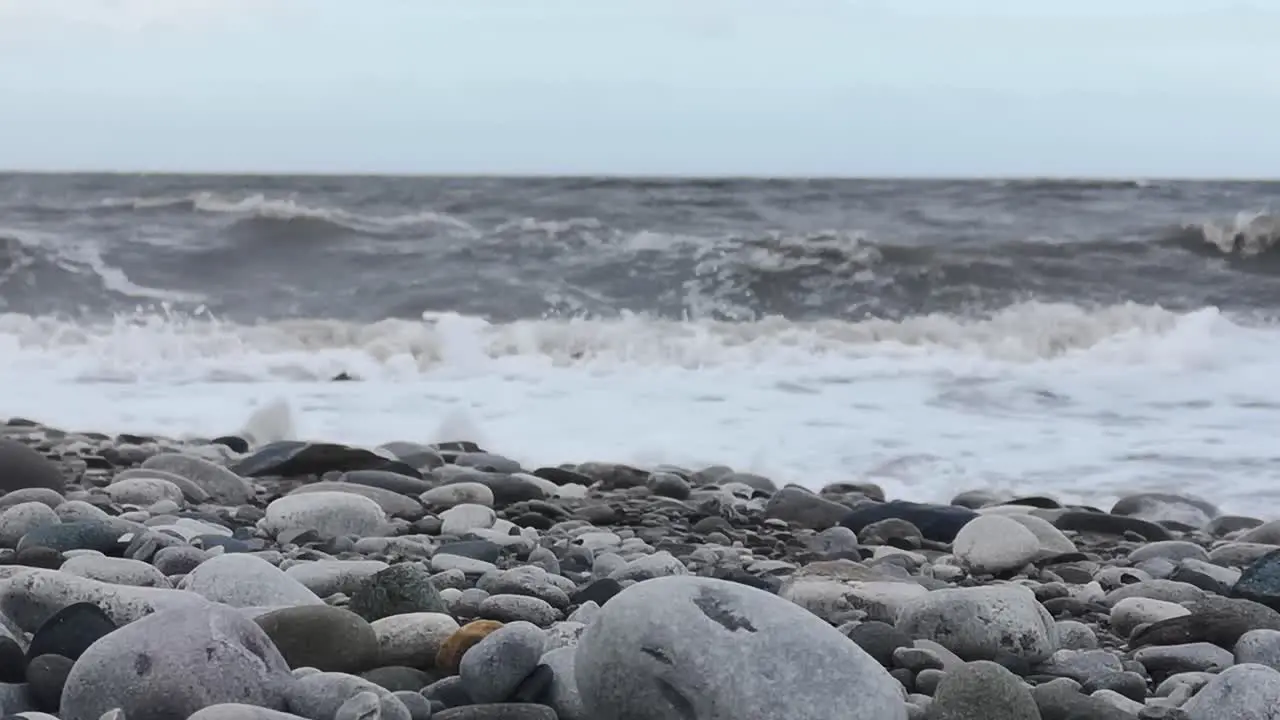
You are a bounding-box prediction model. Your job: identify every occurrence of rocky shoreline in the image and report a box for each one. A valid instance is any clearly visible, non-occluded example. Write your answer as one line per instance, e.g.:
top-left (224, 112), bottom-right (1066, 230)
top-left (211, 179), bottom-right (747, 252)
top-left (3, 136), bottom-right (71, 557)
top-left (3, 417), bottom-right (1280, 720)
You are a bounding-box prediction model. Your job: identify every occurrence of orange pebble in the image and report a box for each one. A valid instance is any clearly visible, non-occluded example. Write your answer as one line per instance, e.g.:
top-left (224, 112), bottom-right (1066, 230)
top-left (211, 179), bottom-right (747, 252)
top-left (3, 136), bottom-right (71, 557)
top-left (434, 619), bottom-right (505, 674)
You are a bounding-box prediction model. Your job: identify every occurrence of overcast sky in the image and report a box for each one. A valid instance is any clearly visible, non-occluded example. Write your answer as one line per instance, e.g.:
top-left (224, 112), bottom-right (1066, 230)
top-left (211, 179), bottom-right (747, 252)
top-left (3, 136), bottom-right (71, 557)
top-left (0, 0), bottom-right (1276, 177)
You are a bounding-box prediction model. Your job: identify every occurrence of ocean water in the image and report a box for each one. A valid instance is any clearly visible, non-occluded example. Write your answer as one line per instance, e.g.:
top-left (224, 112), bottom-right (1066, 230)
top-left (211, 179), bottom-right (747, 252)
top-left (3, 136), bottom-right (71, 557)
top-left (2, 174), bottom-right (1280, 514)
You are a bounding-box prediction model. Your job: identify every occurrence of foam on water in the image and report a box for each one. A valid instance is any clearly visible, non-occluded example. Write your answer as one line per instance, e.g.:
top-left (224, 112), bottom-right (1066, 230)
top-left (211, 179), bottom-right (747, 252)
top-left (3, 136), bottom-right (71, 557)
top-left (5, 301), bottom-right (1280, 515)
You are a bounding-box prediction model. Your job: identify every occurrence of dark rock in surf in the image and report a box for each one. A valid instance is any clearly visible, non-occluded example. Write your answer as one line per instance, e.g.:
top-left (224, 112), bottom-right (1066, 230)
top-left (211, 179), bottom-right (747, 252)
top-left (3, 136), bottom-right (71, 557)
top-left (1052, 511), bottom-right (1172, 541)
top-left (840, 500), bottom-right (978, 543)
top-left (231, 441), bottom-right (422, 479)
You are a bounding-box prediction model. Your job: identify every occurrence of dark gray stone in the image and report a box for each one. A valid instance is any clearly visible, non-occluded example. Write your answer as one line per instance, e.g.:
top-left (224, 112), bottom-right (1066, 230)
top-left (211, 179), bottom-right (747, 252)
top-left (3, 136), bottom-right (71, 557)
top-left (255, 605), bottom-right (379, 674)
top-left (348, 563), bottom-right (448, 622)
top-left (841, 501), bottom-right (977, 543)
top-left (926, 660), bottom-right (1039, 720)
top-left (763, 487), bottom-right (851, 530)
top-left (0, 440), bottom-right (63, 494)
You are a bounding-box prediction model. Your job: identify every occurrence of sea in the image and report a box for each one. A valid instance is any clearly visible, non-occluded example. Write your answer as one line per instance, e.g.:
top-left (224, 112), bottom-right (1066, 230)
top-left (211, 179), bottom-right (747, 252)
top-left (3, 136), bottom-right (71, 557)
top-left (2, 174), bottom-right (1279, 515)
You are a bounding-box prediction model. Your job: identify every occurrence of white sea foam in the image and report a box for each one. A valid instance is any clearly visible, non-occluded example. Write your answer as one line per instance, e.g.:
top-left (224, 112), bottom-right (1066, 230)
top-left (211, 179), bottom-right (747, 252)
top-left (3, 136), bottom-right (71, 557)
top-left (5, 300), bottom-right (1280, 515)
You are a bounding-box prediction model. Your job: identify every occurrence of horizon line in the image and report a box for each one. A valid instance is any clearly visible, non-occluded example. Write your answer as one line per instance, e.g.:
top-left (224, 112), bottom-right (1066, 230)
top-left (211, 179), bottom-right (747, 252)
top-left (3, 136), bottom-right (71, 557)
top-left (3, 168), bottom-right (1279, 183)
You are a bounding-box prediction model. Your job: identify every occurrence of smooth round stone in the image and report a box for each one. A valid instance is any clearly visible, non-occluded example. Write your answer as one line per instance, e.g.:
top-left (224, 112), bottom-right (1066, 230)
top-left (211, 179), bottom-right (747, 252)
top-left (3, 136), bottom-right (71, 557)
top-left (187, 705), bottom-right (310, 720)
top-left (151, 545), bottom-right (211, 576)
top-left (260, 492), bottom-right (387, 540)
top-left (478, 595), bottom-right (561, 627)
top-left (180, 553), bottom-right (323, 608)
top-left (439, 504), bottom-right (497, 536)
top-left (283, 559), bottom-right (390, 597)
top-left (432, 704), bottom-right (557, 720)
top-left (340, 469), bottom-right (434, 496)
top-left (255, 605), bottom-right (379, 674)
top-left (139, 452), bottom-right (253, 505)
top-left (105, 477), bottom-right (185, 507)
top-left (0, 502), bottom-right (60, 550)
top-left (0, 439), bottom-right (64, 493)
top-left (421, 483), bottom-right (495, 510)
top-left (0, 487), bottom-right (65, 512)
top-left (575, 575), bottom-right (907, 720)
top-left (459, 620), bottom-right (546, 704)
top-left (927, 660), bottom-right (1039, 720)
top-left (349, 563), bottom-right (448, 622)
top-left (59, 555), bottom-right (168, 587)
top-left (289, 481), bottom-right (426, 521)
top-left (112, 468), bottom-right (211, 504)
top-left (437, 620), bottom-right (505, 675)
top-left (361, 666), bottom-right (431, 693)
top-left (952, 515), bottom-right (1041, 574)
top-left (897, 585), bottom-right (1058, 663)
top-left (16, 520), bottom-right (128, 555)
top-left (1235, 628), bottom-right (1280, 670)
top-left (1181, 663), bottom-right (1280, 720)
top-left (0, 636), bottom-right (24, 682)
top-left (284, 671), bottom-right (412, 720)
top-left (370, 612), bottom-right (460, 669)
top-left (25, 653), bottom-right (73, 712)
top-left (25, 602), bottom-right (116, 661)
top-left (59, 605), bottom-right (294, 720)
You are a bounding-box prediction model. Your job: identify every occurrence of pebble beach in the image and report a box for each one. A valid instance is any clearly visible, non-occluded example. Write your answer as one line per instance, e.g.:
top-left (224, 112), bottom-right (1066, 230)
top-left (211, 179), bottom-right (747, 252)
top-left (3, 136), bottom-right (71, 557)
top-left (3, 417), bottom-right (1280, 720)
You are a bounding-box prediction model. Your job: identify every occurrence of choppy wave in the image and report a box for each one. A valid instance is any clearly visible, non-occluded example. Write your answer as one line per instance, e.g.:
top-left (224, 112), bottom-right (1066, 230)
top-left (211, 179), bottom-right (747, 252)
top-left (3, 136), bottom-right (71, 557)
top-left (1176, 211), bottom-right (1280, 257)
top-left (0, 229), bottom-right (203, 309)
top-left (0, 301), bottom-right (1265, 383)
top-left (42, 191), bottom-right (481, 237)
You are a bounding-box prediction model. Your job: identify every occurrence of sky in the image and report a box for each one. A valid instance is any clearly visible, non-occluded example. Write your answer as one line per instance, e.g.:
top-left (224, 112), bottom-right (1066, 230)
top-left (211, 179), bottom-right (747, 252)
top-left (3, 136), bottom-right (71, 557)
top-left (0, 0), bottom-right (1277, 177)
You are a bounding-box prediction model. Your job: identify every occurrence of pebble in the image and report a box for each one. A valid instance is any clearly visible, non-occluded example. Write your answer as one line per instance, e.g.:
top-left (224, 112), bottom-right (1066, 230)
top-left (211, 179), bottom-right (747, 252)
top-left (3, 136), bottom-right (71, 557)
top-left (16, 422), bottom-right (1280, 719)
top-left (897, 585), bottom-right (1058, 663)
top-left (371, 611), bottom-right (461, 669)
top-left (180, 552), bottom-right (324, 607)
top-left (459, 620), bottom-right (546, 703)
top-left (255, 605), bottom-right (380, 673)
top-left (927, 660), bottom-right (1039, 719)
top-left (951, 515), bottom-right (1041, 574)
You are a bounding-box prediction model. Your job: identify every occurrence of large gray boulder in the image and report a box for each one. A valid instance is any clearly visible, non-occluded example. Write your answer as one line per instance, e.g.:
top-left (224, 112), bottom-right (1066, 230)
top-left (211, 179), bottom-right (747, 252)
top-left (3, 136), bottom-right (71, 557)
top-left (1182, 663), bottom-right (1280, 720)
top-left (897, 585), bottom-right (1058, 663)
top-left (574, 575), bottom-right (906, 720)
top-left (59, 605), bottom-right (294, 720)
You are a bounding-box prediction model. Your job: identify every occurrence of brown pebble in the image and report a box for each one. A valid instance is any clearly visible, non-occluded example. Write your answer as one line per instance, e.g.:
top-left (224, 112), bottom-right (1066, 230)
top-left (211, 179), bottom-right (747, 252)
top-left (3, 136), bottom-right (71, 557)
top-left (434, 620), bottom-right (505, 674)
